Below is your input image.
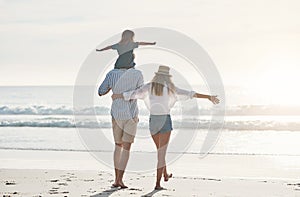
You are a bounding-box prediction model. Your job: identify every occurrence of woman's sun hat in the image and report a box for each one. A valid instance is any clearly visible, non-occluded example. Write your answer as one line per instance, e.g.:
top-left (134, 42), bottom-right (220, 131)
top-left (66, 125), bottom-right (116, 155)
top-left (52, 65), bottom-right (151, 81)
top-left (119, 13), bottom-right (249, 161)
top-left (155, 65), bottom-right (172, 77)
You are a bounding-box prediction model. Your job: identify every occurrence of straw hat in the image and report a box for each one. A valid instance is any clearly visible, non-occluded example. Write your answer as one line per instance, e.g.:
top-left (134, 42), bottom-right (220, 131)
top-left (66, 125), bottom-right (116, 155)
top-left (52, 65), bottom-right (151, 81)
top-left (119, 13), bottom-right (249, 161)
top-left (155, 65), bottom-right (172, 77)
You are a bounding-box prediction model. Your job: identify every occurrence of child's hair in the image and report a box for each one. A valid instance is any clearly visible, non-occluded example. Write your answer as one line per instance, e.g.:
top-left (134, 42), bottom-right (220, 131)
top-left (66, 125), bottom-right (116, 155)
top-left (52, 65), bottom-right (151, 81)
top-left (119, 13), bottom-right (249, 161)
top-left (151, 74), bottom-right (175, 96)
top-left (119, 30), bottom-right (135, 44)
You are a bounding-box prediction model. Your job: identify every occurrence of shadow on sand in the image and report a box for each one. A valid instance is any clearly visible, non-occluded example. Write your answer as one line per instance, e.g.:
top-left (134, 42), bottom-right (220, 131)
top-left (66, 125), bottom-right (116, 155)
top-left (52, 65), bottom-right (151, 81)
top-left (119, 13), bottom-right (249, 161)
top-left (141, 188), bottom-right (165, 197)
top-left (91, 187), bottom-right (119, 197)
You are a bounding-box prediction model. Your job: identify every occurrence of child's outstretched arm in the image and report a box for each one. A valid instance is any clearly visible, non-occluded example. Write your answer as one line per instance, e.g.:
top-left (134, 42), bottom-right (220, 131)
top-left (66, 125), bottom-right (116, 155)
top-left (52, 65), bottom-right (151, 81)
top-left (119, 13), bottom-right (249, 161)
top-left (96, 45), bottom-right (112, 52)
top-left (138, 42), bottom-right (156, 46)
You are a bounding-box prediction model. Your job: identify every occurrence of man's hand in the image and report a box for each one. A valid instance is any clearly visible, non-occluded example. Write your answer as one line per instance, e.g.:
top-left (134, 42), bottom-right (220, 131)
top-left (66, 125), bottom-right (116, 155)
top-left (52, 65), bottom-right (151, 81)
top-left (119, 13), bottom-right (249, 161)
top-left (111, 94), bottom-right (123, 100)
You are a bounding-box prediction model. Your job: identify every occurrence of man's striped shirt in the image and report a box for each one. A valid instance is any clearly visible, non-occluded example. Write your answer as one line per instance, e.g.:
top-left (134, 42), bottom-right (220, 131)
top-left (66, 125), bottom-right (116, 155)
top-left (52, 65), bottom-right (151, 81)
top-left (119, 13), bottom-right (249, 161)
top-left (98, 68), bottom-right (144, 120)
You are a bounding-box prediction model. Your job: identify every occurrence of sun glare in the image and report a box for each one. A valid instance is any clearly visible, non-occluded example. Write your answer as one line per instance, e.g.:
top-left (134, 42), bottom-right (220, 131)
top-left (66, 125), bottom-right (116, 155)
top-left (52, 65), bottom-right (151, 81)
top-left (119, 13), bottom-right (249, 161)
top-left (252, 57), bottom-right (300, 105)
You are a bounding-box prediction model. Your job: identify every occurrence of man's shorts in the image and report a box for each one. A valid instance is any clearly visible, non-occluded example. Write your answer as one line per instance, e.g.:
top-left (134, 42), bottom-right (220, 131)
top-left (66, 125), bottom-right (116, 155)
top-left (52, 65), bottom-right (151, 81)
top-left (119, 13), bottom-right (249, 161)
top-left (112, 117), bottom-right (138, 144)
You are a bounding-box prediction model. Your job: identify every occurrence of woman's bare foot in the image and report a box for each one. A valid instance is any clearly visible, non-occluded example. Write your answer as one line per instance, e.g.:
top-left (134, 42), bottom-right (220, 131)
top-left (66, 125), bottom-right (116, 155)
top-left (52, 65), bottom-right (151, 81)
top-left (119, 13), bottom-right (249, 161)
top-left (164, 173), bottom-right (173, 182)
top-left (111, 183), bottom-right (119, 188)
top-left (117, 181), bottom-right (128, 189)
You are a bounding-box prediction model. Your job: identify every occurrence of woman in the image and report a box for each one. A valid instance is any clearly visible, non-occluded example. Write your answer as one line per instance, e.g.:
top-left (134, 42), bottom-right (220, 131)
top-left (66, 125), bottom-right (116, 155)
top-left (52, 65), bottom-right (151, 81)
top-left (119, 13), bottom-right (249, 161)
top-left (112, 65), bottom-right (219, 190)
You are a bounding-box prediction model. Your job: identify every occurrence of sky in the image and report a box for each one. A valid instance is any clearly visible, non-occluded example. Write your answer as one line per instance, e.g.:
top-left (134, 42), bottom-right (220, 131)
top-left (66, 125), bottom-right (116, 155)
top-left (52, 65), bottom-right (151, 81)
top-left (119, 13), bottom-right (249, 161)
top-left (1, 0), bottom-right (299, 97)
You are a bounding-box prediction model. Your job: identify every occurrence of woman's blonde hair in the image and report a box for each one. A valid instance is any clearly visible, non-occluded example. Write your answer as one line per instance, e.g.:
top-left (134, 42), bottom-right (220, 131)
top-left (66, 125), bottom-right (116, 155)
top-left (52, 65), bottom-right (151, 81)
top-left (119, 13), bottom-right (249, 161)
top-left (151, 74), bottom-right (175, 96)
top-left (119, 30), bottom-right (135, 44)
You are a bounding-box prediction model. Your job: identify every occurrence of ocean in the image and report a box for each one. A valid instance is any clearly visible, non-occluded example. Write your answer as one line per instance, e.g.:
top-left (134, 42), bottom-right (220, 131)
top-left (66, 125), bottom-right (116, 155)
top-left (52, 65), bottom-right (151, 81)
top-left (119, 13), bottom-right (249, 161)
top-left (0, 86), bottom-right (300, 156)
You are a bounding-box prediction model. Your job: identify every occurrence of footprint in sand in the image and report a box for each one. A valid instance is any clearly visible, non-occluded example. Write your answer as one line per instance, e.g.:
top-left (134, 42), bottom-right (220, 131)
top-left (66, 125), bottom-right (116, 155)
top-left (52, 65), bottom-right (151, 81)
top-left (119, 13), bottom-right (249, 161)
top-left (129, 188), bottom-right (142, 191)
top-left (3, 191), bottom-right (18, 196)
top-left (287, 183), bottom-right (300, 186)
top-left (57, 182), bottom-right (68, 186)
top-left (87, 189), bottom-right (97, 193)
top-left (5, 181), bottom-right (16, 185)
top-left (205, 178), bottom-right (221, 181)
top-left (83, 179), bottom-right (94, 182)
top-left (48, 189), bottom-right (59, 194)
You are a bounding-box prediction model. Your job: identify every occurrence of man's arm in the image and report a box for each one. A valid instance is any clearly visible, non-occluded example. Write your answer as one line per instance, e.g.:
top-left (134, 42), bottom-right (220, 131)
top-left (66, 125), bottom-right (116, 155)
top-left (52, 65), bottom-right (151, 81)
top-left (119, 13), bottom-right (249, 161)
top-left (98, 73), bottom-right (112, 96)
top-left (99, 88), bottom-right (111, 96)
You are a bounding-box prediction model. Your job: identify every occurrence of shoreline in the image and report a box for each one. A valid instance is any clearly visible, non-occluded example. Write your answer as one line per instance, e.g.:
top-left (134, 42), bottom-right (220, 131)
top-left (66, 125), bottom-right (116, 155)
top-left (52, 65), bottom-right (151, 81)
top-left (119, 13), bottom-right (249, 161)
top-left (1, 149), bottom-right (300, 178)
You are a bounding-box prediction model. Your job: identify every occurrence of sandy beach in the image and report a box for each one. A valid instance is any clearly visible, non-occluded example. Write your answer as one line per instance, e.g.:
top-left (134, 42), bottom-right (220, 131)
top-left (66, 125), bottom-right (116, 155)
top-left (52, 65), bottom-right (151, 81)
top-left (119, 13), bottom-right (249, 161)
top-left (0, 169), bottom-right (299, 196)
top-left (0, 149), bottom-right (299, 196)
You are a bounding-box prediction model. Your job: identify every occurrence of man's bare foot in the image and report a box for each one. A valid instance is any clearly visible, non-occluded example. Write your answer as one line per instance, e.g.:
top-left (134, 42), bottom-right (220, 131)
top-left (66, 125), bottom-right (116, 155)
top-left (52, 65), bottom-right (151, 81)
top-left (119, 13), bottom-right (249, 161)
top-left (154, 185), bottom-right (165, 190)
top-left (164, 173), bottom-right (173, 182)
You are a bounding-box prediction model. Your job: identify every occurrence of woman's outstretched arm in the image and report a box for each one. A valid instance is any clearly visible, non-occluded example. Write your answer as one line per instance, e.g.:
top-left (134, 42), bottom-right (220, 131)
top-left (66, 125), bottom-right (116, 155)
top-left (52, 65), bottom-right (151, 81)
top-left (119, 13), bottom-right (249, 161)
top-left (194, 93), bottom-right (220, 104)
top-left (175, 87), bottom-right (219, 104)
top-left (111, 83), bottom-right (150, 100)
top-left (96, 45), bottom-right (112, 52)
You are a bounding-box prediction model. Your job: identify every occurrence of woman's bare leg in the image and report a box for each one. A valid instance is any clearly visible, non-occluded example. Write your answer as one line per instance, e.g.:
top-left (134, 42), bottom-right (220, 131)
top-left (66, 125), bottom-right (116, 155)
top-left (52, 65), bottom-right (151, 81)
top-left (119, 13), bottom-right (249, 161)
top-left (151, 133), bottom-right (172, 182)
top-left (155, 131), bottom-right (171, 189)
top-left (151, 132), bottom-right (160, 149)
top-left (151, 133), bottom-right (163, 188)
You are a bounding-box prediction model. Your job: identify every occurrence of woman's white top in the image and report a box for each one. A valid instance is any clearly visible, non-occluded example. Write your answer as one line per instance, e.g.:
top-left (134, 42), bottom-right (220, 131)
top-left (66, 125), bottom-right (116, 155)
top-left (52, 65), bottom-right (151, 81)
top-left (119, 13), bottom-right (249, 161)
top-left (123, 83), bottom-right (195, 115)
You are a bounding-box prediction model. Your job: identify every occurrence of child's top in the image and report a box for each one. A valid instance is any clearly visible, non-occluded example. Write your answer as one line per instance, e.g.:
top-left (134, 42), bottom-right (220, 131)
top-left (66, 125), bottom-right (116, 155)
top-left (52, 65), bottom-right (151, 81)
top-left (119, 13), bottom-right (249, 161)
top-left (111, 42), bottom-right (139, 69)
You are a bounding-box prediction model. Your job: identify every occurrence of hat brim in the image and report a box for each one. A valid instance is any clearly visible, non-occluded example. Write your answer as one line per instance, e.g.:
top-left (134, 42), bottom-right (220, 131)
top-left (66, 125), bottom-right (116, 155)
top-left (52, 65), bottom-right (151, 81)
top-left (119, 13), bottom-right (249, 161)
top-left (155, 72), bottom-right (172, 77)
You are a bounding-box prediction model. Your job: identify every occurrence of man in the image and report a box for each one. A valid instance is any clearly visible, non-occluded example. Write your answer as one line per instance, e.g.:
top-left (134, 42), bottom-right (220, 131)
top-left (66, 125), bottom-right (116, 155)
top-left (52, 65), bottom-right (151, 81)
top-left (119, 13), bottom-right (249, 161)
top-left (98, 67), bottom-right (143, 188)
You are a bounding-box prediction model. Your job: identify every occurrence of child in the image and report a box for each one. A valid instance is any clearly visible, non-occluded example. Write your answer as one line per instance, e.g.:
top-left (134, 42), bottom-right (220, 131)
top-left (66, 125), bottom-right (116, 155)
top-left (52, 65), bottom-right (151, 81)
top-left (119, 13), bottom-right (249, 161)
top-left (96, 30), bottom-right (156, 69)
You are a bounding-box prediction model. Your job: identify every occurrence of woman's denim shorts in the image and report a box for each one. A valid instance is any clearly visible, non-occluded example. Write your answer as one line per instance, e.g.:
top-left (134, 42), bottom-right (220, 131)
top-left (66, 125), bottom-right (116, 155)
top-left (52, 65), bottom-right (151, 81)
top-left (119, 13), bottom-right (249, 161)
top-left (149, 114), bottom-right (173, 135)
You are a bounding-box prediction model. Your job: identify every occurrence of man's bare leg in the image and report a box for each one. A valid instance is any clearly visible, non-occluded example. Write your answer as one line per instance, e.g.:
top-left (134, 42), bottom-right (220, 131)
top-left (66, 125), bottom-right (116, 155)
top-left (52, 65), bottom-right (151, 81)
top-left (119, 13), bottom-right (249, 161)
top-left (112, 143), bottom-right (122, 187)
top-left (116, 142), bottom-right (131, 188)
